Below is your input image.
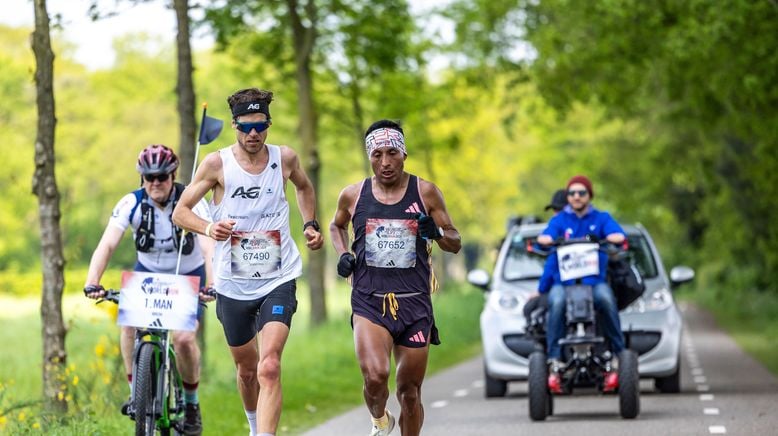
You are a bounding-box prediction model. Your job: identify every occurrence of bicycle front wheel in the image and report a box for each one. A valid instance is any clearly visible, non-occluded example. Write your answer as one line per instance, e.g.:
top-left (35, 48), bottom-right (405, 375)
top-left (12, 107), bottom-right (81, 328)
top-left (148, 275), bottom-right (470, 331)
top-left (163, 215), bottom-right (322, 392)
top-left (134, 344), bottom-right (158, 436)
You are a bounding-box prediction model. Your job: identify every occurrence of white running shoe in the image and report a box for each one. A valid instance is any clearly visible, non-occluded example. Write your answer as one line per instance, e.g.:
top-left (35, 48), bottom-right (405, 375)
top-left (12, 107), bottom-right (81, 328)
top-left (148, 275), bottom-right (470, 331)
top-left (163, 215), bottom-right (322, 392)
top-left (369, 410), bottom-right (395, 436)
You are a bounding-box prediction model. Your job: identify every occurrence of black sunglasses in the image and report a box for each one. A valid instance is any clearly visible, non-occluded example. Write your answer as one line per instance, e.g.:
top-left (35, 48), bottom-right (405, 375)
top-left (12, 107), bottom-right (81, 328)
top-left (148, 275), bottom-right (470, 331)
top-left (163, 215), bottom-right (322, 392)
top-left (567, 189), bottom-right (589, 197)
top-left (235, 120), bottom-right (271, 134)
top-left (144, 173), bottom-right (171, 183)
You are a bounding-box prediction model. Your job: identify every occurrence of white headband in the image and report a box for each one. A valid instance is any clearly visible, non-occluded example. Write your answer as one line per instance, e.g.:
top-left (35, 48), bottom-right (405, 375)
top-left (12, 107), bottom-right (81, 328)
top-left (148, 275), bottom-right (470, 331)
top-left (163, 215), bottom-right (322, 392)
top-left (365, 128), bottom-right (406, 156)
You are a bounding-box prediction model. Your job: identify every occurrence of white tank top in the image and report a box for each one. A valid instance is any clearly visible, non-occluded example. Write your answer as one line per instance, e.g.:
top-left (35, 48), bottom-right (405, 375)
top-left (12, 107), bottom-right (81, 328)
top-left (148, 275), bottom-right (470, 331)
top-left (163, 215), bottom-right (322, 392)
top-left (211, 144), bottom-right (302, 299)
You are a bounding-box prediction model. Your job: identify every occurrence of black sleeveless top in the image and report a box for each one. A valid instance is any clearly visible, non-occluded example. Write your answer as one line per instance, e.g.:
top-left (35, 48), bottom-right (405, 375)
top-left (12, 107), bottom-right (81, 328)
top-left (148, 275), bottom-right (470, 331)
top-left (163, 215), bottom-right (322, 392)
top-left (351, 175), bottom-right (432, 295)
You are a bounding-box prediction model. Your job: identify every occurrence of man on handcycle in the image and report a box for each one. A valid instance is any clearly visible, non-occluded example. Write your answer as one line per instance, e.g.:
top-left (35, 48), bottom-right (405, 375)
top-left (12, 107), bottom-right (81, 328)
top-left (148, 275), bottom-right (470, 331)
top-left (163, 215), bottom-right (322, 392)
top-left (83, 144), bottom-right (214, 435)
top-left (536, 175), bottom-right (625, 394)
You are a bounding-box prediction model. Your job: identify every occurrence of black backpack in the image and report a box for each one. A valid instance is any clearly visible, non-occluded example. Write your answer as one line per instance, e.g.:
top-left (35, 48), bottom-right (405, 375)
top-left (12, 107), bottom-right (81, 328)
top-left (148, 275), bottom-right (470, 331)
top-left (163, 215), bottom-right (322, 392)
top-left (608, 255), bottom-right (646, 311)
top-left (130, 183), bottom-right (194, 255)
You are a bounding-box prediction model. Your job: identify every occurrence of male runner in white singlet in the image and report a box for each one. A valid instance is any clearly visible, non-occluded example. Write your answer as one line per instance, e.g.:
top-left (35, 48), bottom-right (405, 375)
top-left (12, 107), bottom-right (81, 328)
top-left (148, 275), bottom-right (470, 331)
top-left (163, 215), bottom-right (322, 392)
top-left (173, 88), bottom-right (323, 436)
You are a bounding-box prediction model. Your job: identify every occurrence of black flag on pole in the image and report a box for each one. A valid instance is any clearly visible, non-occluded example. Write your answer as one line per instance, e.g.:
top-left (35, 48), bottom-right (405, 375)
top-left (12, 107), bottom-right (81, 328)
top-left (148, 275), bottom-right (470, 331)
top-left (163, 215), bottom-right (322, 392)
top-left (198, 106), bottom-right (223, 145)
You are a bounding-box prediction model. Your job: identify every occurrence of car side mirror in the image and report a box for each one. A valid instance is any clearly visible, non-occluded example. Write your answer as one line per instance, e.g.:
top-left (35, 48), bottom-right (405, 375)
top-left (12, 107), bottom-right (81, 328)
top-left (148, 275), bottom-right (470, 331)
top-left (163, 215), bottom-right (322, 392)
top-left (467, 269), bottom-right (490, 291)
top-left (669, 266), bottom-right (695, 289)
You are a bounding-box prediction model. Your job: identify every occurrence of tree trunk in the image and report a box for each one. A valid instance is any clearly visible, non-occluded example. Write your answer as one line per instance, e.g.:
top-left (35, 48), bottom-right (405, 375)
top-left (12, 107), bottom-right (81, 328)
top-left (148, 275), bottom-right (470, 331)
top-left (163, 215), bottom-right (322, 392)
top-left (32, 0), bottom-right (68, 414)
top-left (347, 66), bottom-right (370, 176)
top-left (288, 0), bottom-right (327, 326)
top-left (174, 0), bottom-right (197, 185)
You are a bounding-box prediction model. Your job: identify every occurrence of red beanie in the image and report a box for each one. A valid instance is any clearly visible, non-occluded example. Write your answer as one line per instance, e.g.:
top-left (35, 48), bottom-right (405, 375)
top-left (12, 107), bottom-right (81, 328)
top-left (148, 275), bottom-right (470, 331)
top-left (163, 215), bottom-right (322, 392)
top-left (567, 175), bottom-right (594, 198)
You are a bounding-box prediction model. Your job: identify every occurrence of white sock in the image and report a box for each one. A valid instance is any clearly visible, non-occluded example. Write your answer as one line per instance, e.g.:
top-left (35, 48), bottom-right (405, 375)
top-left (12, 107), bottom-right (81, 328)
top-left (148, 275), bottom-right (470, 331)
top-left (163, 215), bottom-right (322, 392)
top-left (372, 411), bottom-right (389, 429)
top-left (245, 409), bottom-right (257, 436)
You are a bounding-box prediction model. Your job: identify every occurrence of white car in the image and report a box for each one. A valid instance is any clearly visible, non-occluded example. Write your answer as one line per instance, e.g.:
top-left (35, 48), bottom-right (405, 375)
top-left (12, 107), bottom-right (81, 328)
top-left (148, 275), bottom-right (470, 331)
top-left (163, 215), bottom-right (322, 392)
top-left (468, 222), bottom-right (695, 397)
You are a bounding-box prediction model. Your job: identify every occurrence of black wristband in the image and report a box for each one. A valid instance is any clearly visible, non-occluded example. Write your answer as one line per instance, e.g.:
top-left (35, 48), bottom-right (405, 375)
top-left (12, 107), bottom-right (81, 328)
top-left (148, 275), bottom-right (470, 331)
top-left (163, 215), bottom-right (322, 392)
top-left (303, 219), bottom-right (320, 232)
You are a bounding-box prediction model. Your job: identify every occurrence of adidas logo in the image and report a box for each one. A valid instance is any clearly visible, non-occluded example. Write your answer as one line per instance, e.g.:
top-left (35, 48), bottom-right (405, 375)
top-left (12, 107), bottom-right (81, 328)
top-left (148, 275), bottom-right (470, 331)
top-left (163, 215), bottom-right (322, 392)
top-left (386, 260), bottom-right (396, 267)
top-left (408, 331), bottom-right (426, 344)
top-left (252, 271), bottom-right (262, 278)
top-left (404, 202), bottom-right (422, 214)
top-left (150, 318), bottom-right (163, 328)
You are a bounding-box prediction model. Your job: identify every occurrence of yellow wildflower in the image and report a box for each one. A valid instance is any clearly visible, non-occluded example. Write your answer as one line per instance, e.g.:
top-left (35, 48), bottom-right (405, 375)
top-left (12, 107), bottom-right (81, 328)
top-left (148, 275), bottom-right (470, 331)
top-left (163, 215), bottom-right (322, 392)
top-left (32, 422), bottom-right (41, 429)
top-left (18, 411), bottom-right (26, 421)
top-left (73, 375), bottom-right (80, 386)
top-left (57, 391), bottom-right (64, 401)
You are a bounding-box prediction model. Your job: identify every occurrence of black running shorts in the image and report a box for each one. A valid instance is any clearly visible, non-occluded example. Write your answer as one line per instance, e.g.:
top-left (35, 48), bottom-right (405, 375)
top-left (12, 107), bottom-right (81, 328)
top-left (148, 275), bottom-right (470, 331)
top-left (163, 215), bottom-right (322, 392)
top-left (351, 291), bottom-right (440, 348)
top-left (215, 280), bottom-right (297, 347)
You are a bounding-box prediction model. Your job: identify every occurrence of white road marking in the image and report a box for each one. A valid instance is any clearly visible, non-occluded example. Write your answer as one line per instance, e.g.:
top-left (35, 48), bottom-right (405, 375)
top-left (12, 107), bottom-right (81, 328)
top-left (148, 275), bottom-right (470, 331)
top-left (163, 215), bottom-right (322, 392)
top-left (694, 375), bottom-right (708, 383)
top-left (472, 380), bottom-right (484, 388)
top-left (454, 389), bottom-right (468, 398)
top-left (699, 394), bottom-right (715, 401)
top-left (431, 400), bottom-right (448, 408)
top-left (696, 385), bottom-right (710, 392)
top-left (691, 368), bottom-right (704, 376)
top-left (704, 408), bottom-right (720, 415)
top-left (709, 425), bottom-right (727, 434)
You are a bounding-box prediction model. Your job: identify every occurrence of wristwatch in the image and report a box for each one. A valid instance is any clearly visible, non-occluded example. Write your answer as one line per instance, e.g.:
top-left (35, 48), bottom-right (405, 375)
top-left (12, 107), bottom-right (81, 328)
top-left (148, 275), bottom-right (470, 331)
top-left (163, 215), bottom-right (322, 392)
top-left (303, 220), bottom-right (320, 232)
top-left (435, 226), bottom-right (444, 240)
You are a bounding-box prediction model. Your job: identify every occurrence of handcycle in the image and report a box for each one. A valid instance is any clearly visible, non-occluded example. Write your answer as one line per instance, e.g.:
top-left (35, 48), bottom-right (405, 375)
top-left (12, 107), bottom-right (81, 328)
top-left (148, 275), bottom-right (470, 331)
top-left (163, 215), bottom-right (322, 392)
top-left (94, 284), bottom-right (214, 436)
top-left (526, 237), bottom-right (640, 421)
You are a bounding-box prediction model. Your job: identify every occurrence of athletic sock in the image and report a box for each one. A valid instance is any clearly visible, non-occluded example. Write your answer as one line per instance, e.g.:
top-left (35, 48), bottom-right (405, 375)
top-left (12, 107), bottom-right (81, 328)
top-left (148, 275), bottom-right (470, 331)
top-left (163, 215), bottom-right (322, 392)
top-left (183, 381), bottom-right (199, 404)
top-left (245, 409), bottom-right (257, 436)
top-left (371, 411), bottom-right (389, 429)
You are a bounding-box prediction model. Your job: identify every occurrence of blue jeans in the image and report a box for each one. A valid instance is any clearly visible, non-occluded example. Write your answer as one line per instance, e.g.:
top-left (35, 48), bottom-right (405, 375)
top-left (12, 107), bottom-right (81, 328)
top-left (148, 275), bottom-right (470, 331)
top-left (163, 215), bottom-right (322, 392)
top-left (545, 282), bottom-right (625, 359)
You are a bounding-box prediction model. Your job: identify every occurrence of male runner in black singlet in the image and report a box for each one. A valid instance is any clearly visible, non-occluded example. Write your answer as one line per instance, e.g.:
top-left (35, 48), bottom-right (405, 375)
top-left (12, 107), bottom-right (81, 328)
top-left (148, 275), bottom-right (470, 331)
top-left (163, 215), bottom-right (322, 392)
top-left (330, 119), bottom-right (461, 436)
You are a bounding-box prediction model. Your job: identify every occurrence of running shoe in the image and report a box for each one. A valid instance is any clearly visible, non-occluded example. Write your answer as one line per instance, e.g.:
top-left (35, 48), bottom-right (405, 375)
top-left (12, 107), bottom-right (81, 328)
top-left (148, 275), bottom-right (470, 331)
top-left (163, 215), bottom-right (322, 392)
top-left (369, 409), bottom-right (395, 436)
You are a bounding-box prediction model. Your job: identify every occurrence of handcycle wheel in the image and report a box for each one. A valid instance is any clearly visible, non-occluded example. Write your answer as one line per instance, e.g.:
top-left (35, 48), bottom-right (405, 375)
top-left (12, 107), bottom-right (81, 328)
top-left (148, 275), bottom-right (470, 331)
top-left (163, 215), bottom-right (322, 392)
top-left (528, 351), bottom-right (550, 421)
top-left (618, 349), bottom-right (640, 419)
top-left (135, 343), bottom-right (158, 436)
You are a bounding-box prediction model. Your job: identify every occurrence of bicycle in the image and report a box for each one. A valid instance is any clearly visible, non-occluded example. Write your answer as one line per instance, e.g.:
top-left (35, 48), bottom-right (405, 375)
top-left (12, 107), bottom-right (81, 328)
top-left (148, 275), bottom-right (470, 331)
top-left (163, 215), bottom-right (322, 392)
top-left (97, 286), bottom-right (214, 436)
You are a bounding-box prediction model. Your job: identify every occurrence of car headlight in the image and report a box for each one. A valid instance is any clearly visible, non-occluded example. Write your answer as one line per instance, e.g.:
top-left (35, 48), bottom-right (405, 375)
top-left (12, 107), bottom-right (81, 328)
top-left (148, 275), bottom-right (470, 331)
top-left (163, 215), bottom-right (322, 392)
top-left (489, 291), bottom-right (527, 314)
top-left (624, 287), bottom-right (673, 313)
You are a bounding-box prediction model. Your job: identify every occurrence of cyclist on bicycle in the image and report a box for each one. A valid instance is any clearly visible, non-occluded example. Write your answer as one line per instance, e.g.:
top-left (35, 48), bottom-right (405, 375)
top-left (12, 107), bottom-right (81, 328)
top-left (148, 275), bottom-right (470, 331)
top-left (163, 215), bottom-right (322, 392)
top-left (536, 175), bottom-right (625, 394)
top-left (84, 144), bottom-right (214, 436)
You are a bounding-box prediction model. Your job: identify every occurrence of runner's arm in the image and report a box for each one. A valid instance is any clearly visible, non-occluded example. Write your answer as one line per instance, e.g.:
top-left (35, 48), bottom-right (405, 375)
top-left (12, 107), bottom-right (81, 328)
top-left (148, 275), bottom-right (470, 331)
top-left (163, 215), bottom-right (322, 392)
top-left (172, 153), bottom-right (225, 239)
top-left (330, 184), bottom-right (358, 255)
top-left (420, 180), bottom-right (461, 254)
top-left (283, 146), bottom-right (323, 249)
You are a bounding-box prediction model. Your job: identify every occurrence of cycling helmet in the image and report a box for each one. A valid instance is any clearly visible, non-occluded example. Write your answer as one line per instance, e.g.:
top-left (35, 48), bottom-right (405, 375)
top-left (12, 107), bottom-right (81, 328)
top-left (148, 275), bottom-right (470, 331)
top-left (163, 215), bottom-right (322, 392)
top-left (136, 144), bottom-right (179, 175)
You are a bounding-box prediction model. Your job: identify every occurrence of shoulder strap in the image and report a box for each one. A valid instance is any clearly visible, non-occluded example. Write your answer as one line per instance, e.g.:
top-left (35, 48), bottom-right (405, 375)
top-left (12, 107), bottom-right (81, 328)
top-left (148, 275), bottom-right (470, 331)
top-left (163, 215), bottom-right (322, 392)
top-left (129, 188), bottom-right (146, 222)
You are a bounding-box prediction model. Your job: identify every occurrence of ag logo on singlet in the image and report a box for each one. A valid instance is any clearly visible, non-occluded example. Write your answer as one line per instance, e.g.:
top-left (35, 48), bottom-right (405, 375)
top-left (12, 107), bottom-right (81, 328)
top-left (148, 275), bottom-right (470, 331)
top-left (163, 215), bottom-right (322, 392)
top-left (231, 186), bottom-right (262, 199)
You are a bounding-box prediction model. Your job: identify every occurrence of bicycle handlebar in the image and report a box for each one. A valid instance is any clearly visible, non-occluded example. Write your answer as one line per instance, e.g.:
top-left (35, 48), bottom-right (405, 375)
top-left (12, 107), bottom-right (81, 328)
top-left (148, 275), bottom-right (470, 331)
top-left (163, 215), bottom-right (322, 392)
top-left (94, 288), bottom-right (216, 306)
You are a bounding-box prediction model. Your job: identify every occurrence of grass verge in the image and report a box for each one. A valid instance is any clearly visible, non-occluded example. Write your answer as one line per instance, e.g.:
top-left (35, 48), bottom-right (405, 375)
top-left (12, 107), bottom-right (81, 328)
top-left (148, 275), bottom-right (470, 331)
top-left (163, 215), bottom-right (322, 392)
top-left (679, 286), bottom-right (778, 376)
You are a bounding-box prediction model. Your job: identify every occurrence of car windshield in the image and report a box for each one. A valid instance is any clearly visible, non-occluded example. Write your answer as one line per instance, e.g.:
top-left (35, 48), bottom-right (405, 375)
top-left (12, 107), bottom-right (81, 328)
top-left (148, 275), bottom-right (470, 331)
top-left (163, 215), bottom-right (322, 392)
top-left (502, 234), bottom-right (546, 281)
top-left (626, 234), bottom-right (658, 279)
top-left (501, 231), bottom-right (659, 281)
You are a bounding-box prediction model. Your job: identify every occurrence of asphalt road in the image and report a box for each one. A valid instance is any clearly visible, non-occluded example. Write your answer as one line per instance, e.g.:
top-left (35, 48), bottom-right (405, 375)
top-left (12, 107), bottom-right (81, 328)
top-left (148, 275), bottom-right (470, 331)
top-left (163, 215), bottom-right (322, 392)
top-left (303, 303), bottom-right (778, 435)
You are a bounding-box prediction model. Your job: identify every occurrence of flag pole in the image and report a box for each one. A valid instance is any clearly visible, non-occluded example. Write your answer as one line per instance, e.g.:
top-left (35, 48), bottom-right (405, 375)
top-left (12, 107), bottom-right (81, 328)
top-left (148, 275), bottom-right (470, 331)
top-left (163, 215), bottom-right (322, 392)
top-left (176, 102), bottom-right (211, 275)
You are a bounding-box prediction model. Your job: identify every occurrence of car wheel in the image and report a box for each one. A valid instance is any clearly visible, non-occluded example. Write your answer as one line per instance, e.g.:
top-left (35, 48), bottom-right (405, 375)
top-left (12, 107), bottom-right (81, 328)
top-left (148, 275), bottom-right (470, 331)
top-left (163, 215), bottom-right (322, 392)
top-left (484, 364), bottom-right (508, 398)
top-left (528, 351), bottom-right (549, 421)
top-left (618, 349), bottom-right (640, 419)
top-left (655, 354), bottom-right (681, 393)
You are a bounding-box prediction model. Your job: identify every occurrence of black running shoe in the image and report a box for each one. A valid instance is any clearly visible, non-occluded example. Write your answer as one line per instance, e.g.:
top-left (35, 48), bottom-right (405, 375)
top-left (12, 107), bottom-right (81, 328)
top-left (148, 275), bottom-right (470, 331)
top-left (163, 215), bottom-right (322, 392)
top-left (183, 403), bottom-right (202, 435)
top-left (120, 397), bottom-right (133, 416)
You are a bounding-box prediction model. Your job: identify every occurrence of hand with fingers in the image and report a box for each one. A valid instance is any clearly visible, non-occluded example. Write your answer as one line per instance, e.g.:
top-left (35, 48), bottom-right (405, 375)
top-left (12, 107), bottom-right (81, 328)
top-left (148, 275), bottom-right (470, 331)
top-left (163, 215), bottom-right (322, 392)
top-left (207, 219), bottom-right (236, 241)
top-left (415, 212), bottom-right (443, 240)
top-left (199, 286), bottom-right (217, 302)
top-left (337, 252), bottom-right (356, 278)
top-left (83, 284), bottom-right (106, 299)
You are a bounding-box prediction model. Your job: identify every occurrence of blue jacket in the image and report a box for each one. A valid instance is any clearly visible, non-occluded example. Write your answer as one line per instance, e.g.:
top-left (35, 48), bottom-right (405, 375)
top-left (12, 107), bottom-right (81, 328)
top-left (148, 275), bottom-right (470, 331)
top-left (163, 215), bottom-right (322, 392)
top-left (539, 205), bottom-right (624, 288)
